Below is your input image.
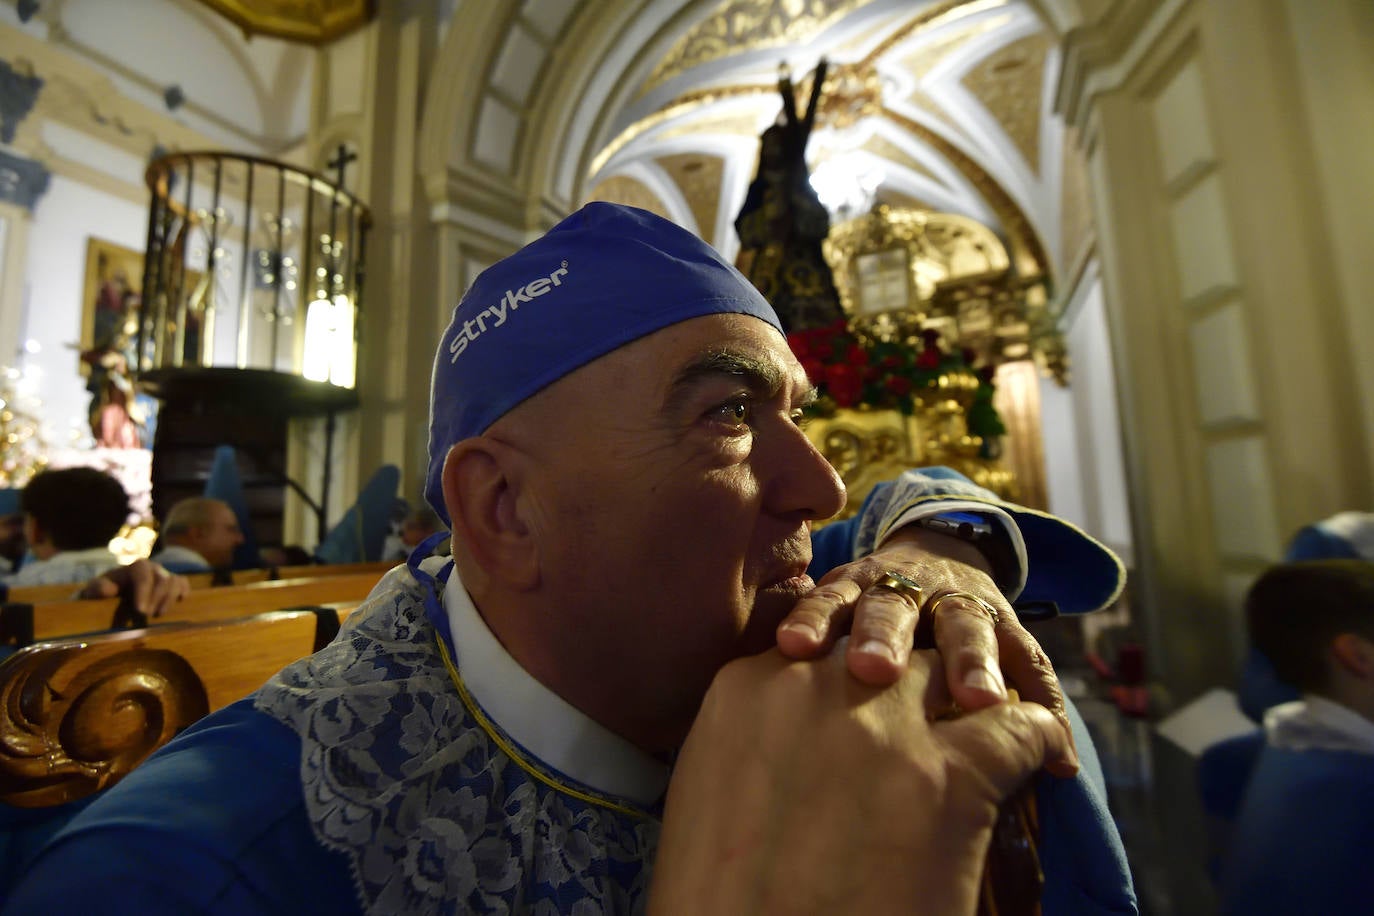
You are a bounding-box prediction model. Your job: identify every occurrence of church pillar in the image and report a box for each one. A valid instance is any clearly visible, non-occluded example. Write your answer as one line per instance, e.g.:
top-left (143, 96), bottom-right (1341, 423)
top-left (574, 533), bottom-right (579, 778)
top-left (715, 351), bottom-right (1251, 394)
top-left (1056, 0), bottom-right (1374, 699)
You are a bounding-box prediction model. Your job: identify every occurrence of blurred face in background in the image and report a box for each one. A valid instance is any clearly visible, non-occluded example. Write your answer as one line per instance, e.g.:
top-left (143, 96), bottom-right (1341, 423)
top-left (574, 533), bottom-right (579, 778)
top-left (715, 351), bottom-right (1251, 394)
top-left (186, 501), bottom-right (244, 567)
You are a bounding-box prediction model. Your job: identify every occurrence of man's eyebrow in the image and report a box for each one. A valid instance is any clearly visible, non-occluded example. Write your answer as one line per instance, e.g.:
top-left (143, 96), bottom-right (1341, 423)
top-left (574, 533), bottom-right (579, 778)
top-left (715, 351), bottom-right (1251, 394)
top-left (665, 350), bottom-right (784, 408)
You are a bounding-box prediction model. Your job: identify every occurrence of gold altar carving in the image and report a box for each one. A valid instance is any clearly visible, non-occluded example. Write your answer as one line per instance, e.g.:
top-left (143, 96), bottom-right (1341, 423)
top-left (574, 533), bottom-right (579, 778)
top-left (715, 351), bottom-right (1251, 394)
top-left (810, 394), bottom-right (1016, 522)
top-left (802, 203), bottom-right (1052, 515)
top-left (822, 204), bottom-right (1062, 382)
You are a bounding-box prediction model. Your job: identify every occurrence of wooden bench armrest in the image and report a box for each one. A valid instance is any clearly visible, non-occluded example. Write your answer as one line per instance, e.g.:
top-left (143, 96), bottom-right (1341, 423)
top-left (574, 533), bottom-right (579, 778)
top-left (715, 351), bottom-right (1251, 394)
top-left (0, 611), bottom-right (318, 808)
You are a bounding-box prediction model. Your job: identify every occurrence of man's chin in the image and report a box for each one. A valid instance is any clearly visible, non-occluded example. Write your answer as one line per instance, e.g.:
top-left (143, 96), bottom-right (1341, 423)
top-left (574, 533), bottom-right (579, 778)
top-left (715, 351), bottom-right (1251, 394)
top-left (743, 576), bottom-right (816, 648)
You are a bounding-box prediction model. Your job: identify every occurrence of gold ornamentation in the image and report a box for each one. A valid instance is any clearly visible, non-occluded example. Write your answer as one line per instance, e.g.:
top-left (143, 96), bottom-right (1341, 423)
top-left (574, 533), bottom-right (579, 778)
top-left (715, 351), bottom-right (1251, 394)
top-left (192, 0), bottom-right (376, 45)
top-left (815, 60), bottom-right (883, 132)
top-left (824, 203), bottom-right (1011, 314)
top-left (0, 373), bottom-right (47, 490)
top-left (654, 153), bottom-right (725, 240)
top-left (806, 403), bottom-right (1014, 521)
top-left (821, 203), bottom-right (1063, 385)
top-left (960, 33), bottom-right (1052, 177)
top-left (644, 0), bottom-right (865, 93)
top-left (585, 174), bottom-right (671, 219)
top-left (881, 108), bottom-right (1050, 281)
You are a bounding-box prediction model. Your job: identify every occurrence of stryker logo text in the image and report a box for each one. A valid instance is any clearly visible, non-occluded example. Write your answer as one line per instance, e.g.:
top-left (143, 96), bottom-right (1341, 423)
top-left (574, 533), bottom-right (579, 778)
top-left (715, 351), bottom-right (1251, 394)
top-left (449, 261), bottom-right (569, 362)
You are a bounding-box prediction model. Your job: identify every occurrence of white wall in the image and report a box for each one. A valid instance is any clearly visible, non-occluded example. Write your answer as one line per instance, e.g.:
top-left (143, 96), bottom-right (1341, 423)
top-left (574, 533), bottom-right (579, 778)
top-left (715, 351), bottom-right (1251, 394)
top-left (1052, 267), bottom-right (1133, 563)
top-left (20, 174), bottom-right (148, 445)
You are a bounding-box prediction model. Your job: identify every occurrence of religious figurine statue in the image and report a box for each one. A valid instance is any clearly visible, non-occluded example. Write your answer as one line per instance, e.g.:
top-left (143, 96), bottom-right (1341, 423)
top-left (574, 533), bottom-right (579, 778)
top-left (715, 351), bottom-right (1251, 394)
top-left (734, 60), bottom-right (846, 333)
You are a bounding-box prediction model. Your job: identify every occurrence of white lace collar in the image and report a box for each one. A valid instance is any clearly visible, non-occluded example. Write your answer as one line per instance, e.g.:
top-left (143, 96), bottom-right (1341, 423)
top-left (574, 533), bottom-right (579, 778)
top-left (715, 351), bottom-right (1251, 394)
top-left (443, 570), bottom-right (670, 807)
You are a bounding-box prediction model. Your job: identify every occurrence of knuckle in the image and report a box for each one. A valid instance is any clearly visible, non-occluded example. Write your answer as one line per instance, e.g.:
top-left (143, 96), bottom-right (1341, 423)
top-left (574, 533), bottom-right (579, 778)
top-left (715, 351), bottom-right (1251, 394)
top-left (806, 582), bottom-right (852, 604)
top-left (854, 611), bottom-right (907, 643)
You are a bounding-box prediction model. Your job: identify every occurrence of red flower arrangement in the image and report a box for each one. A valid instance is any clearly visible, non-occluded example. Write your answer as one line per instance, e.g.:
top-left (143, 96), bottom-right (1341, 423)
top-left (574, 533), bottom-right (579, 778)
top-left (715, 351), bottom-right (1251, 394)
top-left (786, 320), bottom-right (1007, 443)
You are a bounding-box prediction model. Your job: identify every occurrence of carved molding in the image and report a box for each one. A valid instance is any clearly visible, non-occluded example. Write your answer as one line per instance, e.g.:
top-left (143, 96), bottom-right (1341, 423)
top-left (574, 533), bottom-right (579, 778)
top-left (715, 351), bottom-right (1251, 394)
top-left (0, 58), bottom-right (44, 145)
top-left (1053, 0), bottom-right (1182, 130)
top-left (0, 150), bottom-right (51, 212)
top-left (0, 643), bottom-right (209, 808)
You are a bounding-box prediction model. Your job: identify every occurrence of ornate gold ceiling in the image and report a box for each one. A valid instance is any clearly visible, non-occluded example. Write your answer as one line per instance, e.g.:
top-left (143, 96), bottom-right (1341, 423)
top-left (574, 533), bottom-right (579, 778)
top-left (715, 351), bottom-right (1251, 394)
top-left (644, 0), bottom-right (868, 93)
top-left (192, 0), bottom-right (375, 44)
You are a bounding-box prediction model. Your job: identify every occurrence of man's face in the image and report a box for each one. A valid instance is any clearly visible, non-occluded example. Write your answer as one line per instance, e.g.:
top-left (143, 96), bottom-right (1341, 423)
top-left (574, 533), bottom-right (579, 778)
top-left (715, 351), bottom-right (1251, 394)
top-left (190, 503), bottom-right (244, 568)
top-left (493, 313), bottom-right (846, 748)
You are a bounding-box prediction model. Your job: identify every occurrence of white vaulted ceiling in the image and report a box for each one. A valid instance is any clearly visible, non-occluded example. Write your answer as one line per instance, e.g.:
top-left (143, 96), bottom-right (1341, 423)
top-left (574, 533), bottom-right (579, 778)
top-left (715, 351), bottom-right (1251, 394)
top-left (423, 0), bottom-right (1089, 291)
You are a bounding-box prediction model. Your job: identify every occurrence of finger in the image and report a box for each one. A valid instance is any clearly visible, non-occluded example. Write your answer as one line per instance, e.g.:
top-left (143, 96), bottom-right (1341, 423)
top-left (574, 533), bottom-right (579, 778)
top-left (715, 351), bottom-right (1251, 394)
top-left (929, 592), bottom-right (1008, 708)
top-left (78, 577), bottom-right (119, 601)
top-left (844, 580), bottom-right (922, 686)
top-left (129, 561), bottom-right (156, 616)
top-left (994, 620), bottom-right (1079, 776)
top-left (148, 570), bottom-right (189, 619)
top-left (913, 648), bottom-right (954, 719)
top-left (776, 578), bottom-right (862, 658)
top-left (938, 700), bottom-right (1075, 803)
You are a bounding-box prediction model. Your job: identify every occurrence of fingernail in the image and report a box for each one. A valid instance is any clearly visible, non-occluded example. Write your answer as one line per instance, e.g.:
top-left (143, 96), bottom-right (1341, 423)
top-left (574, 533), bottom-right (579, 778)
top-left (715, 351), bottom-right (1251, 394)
top-left (964, 665), bottom-right (1006, 698)
top-left (855, 639), bottom-right (896, 662)
top-left (779, 621), bottom-right (820, 641)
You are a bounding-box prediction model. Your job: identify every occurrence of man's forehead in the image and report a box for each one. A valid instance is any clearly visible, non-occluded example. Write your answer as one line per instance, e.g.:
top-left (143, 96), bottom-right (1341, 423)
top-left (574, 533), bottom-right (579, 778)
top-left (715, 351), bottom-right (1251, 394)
top-left (638, 314), bottom-right (801, 384)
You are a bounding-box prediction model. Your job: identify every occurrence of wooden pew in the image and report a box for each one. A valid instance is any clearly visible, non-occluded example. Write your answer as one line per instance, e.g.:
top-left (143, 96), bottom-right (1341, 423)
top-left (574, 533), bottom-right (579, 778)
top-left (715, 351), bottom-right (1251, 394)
top-left (0, 610), bottom-right (318, 808)
top-left (2, 560), bottom-right (399, 605)
top-left (268, 560), bottom-right (397, 581)
top-left (0, 570), bottom-right (388, 649)
top-left (0, 582), bottom-right (94, 605)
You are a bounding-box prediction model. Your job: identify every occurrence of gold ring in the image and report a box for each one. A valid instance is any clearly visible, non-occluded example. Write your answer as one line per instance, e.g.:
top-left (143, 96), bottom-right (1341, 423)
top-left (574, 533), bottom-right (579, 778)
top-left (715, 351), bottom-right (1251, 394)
top-left (925, 591), bottom-right (1001, 627)
top-left (873, 570), bottom-right (924, 606)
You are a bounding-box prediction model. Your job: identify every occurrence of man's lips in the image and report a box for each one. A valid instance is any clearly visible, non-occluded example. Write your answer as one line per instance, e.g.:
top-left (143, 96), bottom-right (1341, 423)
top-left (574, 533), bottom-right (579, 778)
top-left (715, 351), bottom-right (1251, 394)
top-left (760, 563), bottom-right (814, 595)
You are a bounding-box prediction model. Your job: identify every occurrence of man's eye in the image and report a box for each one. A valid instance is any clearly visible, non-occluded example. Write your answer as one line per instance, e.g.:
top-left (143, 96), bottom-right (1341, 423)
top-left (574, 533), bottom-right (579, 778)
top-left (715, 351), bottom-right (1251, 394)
top-left (712, 400), bottom-right (751, 426)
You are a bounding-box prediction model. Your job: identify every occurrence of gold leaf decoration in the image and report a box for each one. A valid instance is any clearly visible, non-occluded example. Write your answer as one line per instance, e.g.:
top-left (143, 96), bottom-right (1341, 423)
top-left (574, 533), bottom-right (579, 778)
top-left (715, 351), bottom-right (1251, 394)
top-left (645, 0), bottom-right (865, 92)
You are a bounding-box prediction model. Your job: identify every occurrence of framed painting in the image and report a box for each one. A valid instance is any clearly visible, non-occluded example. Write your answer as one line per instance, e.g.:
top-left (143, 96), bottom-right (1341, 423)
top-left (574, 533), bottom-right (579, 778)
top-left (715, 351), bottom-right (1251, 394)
top-left (79, 238), bottom-right (144, 376)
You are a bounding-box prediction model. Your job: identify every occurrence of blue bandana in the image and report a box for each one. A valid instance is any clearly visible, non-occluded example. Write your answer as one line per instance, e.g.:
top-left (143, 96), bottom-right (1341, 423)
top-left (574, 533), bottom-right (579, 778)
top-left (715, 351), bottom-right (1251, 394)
top-left (425, 202), bottom-right (782, 524)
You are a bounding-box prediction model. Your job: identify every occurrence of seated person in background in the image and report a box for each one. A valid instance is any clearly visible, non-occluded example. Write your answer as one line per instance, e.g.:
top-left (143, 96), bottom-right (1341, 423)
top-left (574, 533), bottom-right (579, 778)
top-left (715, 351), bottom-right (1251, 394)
top-left (2, 467), bottom-right (129, 587)
top-left (384, 505), bottom-right (445, 561)
top-left (150, 497), bottom-right (244, 574)
top-left (1220, 559), bottom-right (1374, 914)
top-left (1241, 511), bottom-right (1374, 721)
top-left (6, 204), bottom-right (1133, 914)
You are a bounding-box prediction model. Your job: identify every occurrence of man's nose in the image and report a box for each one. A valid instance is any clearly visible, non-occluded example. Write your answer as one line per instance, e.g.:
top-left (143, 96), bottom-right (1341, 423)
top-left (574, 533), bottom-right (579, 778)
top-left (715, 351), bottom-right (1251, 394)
top-left (764, 420), bottom-right (846, 522)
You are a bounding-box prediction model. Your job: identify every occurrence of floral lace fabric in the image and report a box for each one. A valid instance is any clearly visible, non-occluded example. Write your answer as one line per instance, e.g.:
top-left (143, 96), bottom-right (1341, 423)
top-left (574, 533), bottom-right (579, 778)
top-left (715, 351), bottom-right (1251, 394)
top-left (255, 565), bottom-right (661, 914)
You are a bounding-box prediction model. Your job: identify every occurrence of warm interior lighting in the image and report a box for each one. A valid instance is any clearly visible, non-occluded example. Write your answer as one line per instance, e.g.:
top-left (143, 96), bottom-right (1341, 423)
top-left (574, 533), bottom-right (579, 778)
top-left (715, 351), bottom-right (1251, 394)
top-left (302, 297), bottom-right (333, 382)
top-left (329, 295), bottom-right (355, 389)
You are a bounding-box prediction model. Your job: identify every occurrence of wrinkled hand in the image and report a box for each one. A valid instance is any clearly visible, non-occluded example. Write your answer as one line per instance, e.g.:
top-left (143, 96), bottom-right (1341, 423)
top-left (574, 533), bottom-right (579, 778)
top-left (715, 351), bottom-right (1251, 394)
top-left (778, 526), bottom-right (1074, 776)
top-left (78, 559), bottom-right (189, 619)
top-left (648, 645), bottom-right (1072, 915)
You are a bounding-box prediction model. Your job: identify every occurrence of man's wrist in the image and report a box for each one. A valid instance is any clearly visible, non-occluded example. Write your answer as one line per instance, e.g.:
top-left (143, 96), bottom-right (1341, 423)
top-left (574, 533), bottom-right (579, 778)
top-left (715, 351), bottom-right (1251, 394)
top-left (879, 504), bottom-right (1026, 598)
top-left (911, 511), bottom-right (1018, 590)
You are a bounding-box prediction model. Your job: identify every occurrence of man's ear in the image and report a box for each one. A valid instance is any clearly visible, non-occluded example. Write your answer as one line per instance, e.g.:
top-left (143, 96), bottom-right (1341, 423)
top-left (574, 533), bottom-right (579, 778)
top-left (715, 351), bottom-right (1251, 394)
top-left (440, 440), bottom-right (539, 589)
top-left (1330, 633), bottom-right (1374, 679)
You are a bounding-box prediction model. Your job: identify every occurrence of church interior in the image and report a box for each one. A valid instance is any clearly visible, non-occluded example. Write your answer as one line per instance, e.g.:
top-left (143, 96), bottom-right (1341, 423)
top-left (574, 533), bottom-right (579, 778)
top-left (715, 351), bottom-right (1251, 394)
top-left (0, 0), bottom-right (1370, 912)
